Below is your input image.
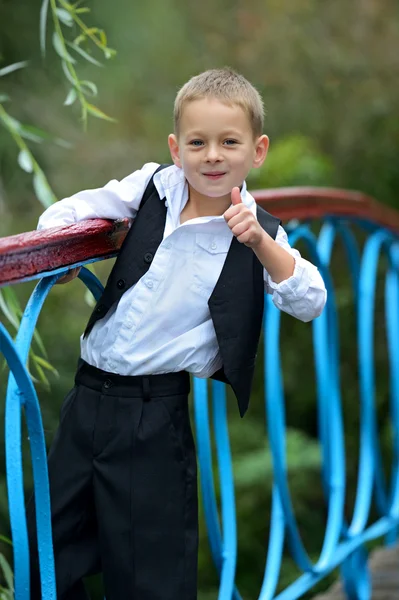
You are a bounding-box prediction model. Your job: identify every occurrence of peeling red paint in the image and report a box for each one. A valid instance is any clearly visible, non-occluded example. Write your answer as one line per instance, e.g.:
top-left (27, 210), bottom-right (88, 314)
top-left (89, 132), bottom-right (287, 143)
top-left (1, 188), bottom-right (399, 287)
top-left (0, 218), bottom-right (130, 286)
top-left (252, 187), bottom-right (399, 229)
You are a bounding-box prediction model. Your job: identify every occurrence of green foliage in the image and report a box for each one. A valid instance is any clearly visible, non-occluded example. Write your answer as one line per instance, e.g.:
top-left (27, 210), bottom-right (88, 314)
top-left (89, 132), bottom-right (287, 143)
top-left (247, 135), bottom-right (336, 189)
top-left (0, 0), bottom-right (116, 386)
top-left (0, 284), bottom-right (58, 388)
top-left (0, 62), bottom-right (57, 209)
top-left (41, 0), bottom-right (116, 127)
top-left (234, 429), bottom-right (321, 488)
top-left (0, 537), bottom-right (13, 600)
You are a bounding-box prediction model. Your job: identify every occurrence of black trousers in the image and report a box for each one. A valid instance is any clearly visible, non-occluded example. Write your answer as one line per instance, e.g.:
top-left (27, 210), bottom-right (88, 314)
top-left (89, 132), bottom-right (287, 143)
top-left (27, 359), bottom-right (198, 600)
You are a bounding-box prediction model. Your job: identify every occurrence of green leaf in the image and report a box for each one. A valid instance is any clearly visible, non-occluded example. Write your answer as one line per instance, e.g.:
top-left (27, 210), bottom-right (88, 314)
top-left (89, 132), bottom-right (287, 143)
top-left (0, 586), bottom-right (13, 600)
top-left (64, 88), bottom-right (77, 106)
top-left (18, 126), bottom-right (44, 144)
top-left (32, 327), bottom-right (48, 359)
top-left (32, 354), bottom-right (58, 376)
top-left (80, 80), bottom-right (98, 97)
top-left (53, 137), bottom-right (73, 149)
top-left (0, 289), bottom-right (20, 330)
top-left (52, 32), bottom-right (76, 63)
top-left (0, 536), bottom-right (12, 547)
top-left (40, 0), bottom-right (50, 56)
top-left (32, 171), bottom-right (57, 208)
top-left (98, 30), bottom-right (107, 46)
top-left (75, 7), bottom-right (90, 14)
top-left (0, 94), bottom-right (10, 102)
top-left (86, 103), bottom-right (116, 122)
top-left (31, 358), bottom-right (50, 390)
top-left (18, 149), bottom-right (34, 173)
top-left (57, 0), bottom-right (74, 8)
top-left (0, 112), bottom-right (22, 133)
top-left (0, 554), bottom-right (14, 592)
top-left (55, 7), bottom-right (74, 26)
top-left (73, 33), bottom-right (87, 46)
top-left (0, 61), bottom-right (29, 77)
top-left (103, 48), bottom-right (116, 60)
top-left (3, 287), bottom-right (22, 318)
top-left (84, 287), bottom-right (96, 307)
top-left (67, 42), bottom-right (103, 67)
top-left (61, 60), bottom-right (77, 86)
top-left (19, 124), bottom-right (72, 148)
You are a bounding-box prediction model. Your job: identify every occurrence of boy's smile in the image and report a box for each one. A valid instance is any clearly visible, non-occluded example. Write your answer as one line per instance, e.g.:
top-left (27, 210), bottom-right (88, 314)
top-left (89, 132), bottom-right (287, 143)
top-left (168, 97), bottom-right (268, 215)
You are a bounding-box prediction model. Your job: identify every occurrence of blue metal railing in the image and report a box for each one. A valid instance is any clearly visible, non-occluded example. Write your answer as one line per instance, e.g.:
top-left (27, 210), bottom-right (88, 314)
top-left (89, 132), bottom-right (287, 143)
top-left (1, 214), bottom-right (399, 599)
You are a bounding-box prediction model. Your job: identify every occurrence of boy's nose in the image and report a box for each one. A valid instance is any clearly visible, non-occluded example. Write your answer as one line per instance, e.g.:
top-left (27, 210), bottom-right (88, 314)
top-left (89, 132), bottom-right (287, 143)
top-left (205, 145), bottom-right (222, 162)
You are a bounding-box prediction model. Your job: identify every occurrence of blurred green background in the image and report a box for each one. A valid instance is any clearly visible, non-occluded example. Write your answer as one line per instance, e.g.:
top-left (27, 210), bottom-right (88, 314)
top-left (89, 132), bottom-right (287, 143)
top-left (0, 0), bottom-right (398, 597)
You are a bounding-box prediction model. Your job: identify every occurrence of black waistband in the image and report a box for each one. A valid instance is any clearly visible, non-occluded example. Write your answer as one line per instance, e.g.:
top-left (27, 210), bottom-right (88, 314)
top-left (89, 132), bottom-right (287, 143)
top-left (75, 359), bottom-right (190, 398)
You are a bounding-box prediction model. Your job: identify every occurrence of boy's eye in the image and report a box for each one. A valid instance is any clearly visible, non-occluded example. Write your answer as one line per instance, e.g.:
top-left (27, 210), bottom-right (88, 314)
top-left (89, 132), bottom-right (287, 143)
top-left (224, 139), bottom-right (238, 146)
top-left (190, 140), bottom-right (204, 147)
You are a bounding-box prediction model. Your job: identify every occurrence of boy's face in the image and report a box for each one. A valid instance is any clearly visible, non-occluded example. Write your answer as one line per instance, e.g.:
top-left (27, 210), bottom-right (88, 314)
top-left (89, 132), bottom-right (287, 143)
top-left (168, 98), bottom-right (268, 204)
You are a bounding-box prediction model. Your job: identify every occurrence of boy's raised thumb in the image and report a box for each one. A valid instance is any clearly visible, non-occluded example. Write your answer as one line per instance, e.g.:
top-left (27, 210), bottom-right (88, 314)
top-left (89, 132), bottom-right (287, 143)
top-left (231, 187), bottom-right (243, 205)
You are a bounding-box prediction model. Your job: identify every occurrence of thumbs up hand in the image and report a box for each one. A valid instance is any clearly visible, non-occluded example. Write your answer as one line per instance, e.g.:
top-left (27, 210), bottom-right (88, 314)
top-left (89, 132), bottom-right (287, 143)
top-left (230, 186), bottom-right (243, 207)
top-left (223, 187), bottom-right (265, 248)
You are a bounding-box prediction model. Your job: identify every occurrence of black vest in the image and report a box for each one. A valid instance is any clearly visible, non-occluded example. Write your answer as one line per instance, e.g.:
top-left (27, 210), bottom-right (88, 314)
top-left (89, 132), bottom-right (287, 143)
top-left (84, 166), bottom-right (281, 416)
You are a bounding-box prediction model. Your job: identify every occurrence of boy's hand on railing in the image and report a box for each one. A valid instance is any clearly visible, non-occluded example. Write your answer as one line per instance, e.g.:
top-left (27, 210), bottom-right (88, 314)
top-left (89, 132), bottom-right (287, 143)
top-left (56, 267), bottom-right (81, 284)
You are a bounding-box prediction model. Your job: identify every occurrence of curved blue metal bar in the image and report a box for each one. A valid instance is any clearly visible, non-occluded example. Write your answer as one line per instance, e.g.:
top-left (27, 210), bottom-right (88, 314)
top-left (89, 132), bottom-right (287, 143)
top-left (78, 265), bottom-right (106, 299)
top-left (258, 486), bottom-right (285, 600)
top-left (365, 238), bottom-right (399, 531)
top-left (193, 378), bottom-right (224, 569)
top-left (193, 377), bottom-right (243, 600)
top-left (264, 224), bottom-right (346, 576)
top-left (1, 267), bottom-right (103, 600)
top-left (385, 244), bottom-right (399, 521)
top-left (349, 230), bottom-right (395, 536)
top-left (315, 222), bottom-right (359, 508)
top-left (316, 222), bottom-right (372, 599)
top-left (5, 274), bottom-right (60, 600)
top-left (1, 322), bottom-right (56, 600)
top-left (212, 380), bottom-right (239, 600)
top-left (273, 514), bottom-right (395, 600)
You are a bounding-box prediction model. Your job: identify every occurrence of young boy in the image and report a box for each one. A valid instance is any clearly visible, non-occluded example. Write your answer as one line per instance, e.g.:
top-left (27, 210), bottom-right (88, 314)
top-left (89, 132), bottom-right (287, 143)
top-left (30, 68), bottom-right (326, 599)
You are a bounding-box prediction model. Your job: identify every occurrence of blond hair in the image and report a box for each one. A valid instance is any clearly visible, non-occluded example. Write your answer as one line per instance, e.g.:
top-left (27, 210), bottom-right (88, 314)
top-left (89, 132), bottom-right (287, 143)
top-left (174, 68), bottom-right (264, 138)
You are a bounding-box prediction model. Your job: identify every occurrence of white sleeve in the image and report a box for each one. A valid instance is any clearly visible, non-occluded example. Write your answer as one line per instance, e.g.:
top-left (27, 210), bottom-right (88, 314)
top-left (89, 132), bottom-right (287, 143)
top-left (37, 162), bottom-right (160, 230)
top-left (264, 225), bottom-right (327, 322)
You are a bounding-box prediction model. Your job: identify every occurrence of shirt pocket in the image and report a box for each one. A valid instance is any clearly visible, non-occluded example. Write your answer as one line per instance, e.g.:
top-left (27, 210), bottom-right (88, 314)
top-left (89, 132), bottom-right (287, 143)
top-left (190, 233), bottom-right (232, 300)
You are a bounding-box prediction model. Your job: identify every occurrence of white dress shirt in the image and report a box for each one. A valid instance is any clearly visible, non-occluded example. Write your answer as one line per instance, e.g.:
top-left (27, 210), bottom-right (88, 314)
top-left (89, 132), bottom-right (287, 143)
top-left (37, 163), bottom-right (327, 378)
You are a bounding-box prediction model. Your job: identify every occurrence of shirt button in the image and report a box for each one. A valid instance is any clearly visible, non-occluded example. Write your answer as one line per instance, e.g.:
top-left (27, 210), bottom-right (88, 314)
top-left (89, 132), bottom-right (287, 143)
top-left (146, 280), bottom-right (153, 289)
top-left (144, 253), bottom-right (153, 264)
top-left (117, 279), bottom-right (126, 289)
top-left (211, 242), bottom-right (217, 250)
top-left (125, 320), bottom-right (133, 329)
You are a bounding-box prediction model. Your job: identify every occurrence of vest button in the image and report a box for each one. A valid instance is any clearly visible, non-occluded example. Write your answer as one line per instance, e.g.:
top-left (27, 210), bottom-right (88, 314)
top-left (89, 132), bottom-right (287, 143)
top-left (144, 253), bottom-right (153, 264)
top-left (103, 379), bottom-right (112, 389)
top-left (117, 279), bottom-right (126, 289)
top-left (95, 304), bottom-right (105, 314)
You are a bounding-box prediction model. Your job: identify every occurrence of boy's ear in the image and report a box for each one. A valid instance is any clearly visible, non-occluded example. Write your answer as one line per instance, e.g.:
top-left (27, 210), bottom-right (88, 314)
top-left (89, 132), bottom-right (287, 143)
top-left (168, 134), bottom-right (182, 168)
top-left (253, 134), bottom-right (269, 169)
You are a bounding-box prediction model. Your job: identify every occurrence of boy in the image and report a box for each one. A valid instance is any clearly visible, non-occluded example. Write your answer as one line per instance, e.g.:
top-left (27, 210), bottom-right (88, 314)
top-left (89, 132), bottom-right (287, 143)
top-left (30, 68), bottom-right (326, 599)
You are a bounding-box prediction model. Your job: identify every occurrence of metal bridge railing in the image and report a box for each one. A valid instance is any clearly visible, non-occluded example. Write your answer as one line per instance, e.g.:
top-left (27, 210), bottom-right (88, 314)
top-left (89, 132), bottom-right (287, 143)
top-left (1, 187), bottom-right (399, 600)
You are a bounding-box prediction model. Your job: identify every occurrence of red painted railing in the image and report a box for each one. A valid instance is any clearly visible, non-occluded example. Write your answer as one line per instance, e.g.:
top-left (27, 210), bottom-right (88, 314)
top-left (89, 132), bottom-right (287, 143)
top-left (1, 187), bottom-right (399, 287)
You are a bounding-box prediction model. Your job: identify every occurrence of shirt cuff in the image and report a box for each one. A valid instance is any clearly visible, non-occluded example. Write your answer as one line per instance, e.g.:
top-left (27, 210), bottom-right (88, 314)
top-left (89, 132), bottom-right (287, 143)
top-left (264, 256), bottom-right (312, 300)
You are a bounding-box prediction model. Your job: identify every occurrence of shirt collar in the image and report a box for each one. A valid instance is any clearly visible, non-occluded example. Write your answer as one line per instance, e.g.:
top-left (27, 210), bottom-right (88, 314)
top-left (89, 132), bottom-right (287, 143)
top-left (154, 164), bottom-right (255, 217)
